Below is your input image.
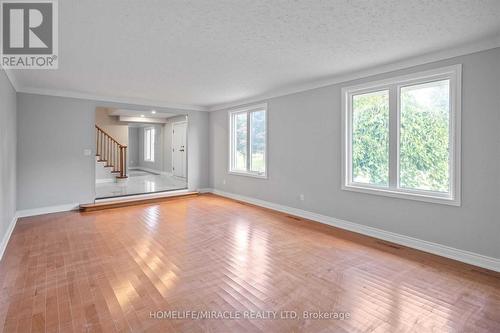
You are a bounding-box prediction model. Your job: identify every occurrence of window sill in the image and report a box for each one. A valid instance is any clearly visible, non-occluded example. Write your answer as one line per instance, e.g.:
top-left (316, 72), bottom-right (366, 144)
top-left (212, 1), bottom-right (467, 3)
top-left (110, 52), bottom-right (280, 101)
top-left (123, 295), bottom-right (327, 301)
top-left (342, 183), bottom-right (460, 206)
top-left (228, 170), bottom-right (268, 179)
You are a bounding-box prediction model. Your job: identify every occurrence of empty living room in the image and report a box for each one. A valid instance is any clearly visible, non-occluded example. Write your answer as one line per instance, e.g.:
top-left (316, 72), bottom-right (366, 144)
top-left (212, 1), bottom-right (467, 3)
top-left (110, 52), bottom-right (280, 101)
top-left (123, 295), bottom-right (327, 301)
top-left (1, 1), bottom-right (500, 332)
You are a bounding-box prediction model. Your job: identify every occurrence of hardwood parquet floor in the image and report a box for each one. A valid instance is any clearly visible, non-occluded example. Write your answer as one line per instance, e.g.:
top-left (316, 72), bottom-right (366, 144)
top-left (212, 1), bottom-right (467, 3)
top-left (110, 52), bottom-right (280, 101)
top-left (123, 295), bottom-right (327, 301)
top-left (0, 194), bottom-right (499, 332)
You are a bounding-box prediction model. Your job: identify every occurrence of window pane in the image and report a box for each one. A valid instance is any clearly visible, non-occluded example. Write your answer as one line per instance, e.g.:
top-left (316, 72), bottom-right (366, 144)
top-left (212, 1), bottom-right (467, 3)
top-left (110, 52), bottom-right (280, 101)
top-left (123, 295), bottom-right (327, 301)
top-left (400, 80), bottom-right (450, 192)
top-left (144, 128), bottom-right (155, 162)
top-left (145, 129), bottom-right (151, 160)
top-left (234, 113), bottom-right (247, 171)
top-left (150, 128), bottom-right (155, 161)
top-left (250, 110), bottom-right (266, 173)
top-left (352, 90), bottom-right (389, 186)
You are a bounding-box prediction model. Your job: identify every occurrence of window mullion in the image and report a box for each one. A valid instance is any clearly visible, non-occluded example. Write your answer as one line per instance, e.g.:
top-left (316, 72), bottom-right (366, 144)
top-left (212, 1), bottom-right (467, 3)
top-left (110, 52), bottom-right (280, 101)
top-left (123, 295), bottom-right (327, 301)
top-left (388, 86), bottom-right (398, 188)
top-left (246, 112), bottom-right (251, 172)
top-left (230, 115), bottom-right (234, 170)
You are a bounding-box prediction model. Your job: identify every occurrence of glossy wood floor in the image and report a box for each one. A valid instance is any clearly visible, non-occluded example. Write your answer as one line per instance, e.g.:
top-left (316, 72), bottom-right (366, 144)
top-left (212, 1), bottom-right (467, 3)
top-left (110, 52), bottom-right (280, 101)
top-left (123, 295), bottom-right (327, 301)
top-left (1, 194), bottom-right (499, 332)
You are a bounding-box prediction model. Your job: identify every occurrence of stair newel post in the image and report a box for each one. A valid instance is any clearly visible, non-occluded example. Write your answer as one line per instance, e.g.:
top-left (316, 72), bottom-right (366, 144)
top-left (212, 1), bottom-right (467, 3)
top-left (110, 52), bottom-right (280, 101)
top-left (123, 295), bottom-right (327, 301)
top-left (115, 142), bottom-right (118, 172)
top-left (105, 134), bottom-right (107, 160)
top-left (101, 131), bottom-right (104, 159)
top-left (106, 135), bottom-right (109, 163)
top-left (106, 137), bottom-right (111, 165)
top-left (103, 134), bottom-right (105, 161)
top-left (96, 128), bottom-right (99, 156)
top-left (124, 147), bottom-right (127, 178)
top-left (123, 146), bottom-right (126, 177)
top-left (95, 127), bottom-right (98, 156)
top-left (97, 130), bottom-right (100, 157)
top-left (114, 142), bottom-right (117, 172)
top-left (120, 146), bottom-right (124, 178)
top-left (116, 143), bottom-right (118, 172)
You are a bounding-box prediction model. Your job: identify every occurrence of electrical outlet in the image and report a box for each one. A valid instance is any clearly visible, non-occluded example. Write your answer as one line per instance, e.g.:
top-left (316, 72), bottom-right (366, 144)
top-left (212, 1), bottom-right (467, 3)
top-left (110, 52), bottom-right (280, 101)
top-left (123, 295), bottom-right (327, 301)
top-left (83, 149), bottom-right (92, 156)
top-left (299, 194), bottom-right (305, 201)
top-left (222, 179), bottom-right (226, 185)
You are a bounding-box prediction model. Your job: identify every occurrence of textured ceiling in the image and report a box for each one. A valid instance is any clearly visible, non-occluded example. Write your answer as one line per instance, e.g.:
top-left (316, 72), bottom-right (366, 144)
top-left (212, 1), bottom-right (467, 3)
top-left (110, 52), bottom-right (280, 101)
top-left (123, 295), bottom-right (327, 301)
top-left (9, 0), bottom-right (500, 109)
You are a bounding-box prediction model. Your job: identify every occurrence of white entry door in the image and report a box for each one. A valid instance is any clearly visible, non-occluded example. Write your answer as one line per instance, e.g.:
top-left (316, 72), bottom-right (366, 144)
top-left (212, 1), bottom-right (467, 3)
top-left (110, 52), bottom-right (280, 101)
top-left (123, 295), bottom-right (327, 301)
top-left (172, 122), bottom-right (187, 178)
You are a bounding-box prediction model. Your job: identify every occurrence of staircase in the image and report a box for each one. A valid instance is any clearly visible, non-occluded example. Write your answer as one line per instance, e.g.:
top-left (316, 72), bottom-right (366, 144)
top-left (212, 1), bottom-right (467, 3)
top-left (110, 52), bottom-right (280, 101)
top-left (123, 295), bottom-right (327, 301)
top-left (95, 125), bottom-right (128, 179)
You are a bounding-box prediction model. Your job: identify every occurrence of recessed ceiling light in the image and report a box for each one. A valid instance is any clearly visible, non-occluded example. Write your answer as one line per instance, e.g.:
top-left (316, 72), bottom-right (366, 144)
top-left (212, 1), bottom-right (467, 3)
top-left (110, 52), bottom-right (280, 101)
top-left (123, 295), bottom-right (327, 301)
top-left (151, 110), bottom-right (156, 114)
top-left (140, 114), bottom-right (145, 117)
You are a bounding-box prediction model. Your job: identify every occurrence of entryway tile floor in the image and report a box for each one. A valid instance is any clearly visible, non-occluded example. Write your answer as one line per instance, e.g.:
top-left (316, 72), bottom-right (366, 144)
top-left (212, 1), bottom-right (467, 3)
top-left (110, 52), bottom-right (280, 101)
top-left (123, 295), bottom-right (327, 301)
top-left (95, 169), bottom-right (187, 199)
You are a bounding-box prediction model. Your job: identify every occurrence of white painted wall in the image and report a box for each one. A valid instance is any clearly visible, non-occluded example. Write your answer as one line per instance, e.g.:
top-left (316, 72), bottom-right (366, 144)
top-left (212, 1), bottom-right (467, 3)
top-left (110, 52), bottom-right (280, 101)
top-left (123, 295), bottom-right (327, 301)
top-left (0, 70), bottom-right (17, 257)
top-left (209, 48), bottom-right (500, 259)
top-left (17, 94), bottom-right (209, 210)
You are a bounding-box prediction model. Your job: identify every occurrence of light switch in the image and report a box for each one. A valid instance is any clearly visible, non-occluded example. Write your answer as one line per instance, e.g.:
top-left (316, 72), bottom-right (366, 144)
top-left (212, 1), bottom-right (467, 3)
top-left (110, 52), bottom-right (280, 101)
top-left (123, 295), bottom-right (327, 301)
top-left (83, 149), bottom-right (92, 156)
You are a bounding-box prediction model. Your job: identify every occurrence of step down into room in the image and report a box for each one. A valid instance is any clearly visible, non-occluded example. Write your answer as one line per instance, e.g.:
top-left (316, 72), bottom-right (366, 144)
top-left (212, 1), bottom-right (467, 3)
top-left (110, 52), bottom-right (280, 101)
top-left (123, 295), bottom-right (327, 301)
top-left (79, 191), bottom-right (199, 212)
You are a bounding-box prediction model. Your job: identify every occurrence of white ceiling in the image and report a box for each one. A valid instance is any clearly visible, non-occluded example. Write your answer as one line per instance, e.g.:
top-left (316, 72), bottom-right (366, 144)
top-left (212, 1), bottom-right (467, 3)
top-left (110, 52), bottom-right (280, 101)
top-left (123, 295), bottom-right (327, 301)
top-left (9, 0), bottom-right (500, 110)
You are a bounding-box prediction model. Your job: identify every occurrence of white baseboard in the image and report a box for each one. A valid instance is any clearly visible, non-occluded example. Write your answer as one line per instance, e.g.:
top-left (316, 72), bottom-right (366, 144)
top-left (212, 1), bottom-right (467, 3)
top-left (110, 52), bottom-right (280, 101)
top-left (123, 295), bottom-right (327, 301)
top-left (2, 204), bottom-right (79, 261)
top-left (16, 203), bottom-right (80, 218)
top-left (0, 214), bottom-right (18, 261)
top-left (207, 189), bottom-right (500, 272)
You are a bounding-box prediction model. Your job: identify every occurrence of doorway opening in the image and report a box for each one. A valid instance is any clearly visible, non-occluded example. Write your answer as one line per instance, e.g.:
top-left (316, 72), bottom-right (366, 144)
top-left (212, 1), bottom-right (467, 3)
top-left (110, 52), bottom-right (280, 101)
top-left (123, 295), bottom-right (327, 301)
top-left (94, 107), bottom-right (188, 199)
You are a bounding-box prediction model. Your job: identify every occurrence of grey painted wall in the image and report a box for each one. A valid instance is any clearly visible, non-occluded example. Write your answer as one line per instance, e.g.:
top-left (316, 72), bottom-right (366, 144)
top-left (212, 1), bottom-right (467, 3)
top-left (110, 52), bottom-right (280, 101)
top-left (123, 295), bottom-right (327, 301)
top-left (209, 48), bottom-right (500, 259)
top-left (17, 94), bottom-right (210, 210)
top-left (0, 70), bottom-right (17, 247)
top-left (128, 127), bottom-right (140, 167)
top-left (17, 95), bottom-right (96, 209)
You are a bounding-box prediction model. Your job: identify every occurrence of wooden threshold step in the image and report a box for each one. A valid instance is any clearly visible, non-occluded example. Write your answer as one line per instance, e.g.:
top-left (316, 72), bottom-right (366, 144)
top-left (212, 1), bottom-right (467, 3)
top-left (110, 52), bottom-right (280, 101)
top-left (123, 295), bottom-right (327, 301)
top-left (79, 191), bottom-right (199, 212)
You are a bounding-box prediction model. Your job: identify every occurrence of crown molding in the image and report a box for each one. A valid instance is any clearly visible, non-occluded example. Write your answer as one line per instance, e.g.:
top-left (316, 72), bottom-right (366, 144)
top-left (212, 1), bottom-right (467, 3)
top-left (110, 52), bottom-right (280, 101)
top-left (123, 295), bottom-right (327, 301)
top-left (208, 35), bottom-right (500, 111)
top-left (1, 68), bottom-right (19, 91)
top-left (15, 86), bottom-right (209, 111)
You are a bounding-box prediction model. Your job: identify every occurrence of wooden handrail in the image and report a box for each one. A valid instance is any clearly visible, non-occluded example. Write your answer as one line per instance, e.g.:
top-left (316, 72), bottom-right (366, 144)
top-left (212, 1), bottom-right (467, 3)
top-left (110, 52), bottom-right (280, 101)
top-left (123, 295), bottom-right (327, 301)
top-left (95, 125), bottom-right (128, 178)
top-left (95, 125), bottom-right (127, 148)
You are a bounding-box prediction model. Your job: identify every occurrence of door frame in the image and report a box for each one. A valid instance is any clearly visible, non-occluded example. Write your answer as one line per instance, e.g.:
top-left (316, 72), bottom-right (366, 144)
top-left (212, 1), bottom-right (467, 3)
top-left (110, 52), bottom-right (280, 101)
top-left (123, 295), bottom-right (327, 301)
top-left (171, 120), bottom-right (188, 178)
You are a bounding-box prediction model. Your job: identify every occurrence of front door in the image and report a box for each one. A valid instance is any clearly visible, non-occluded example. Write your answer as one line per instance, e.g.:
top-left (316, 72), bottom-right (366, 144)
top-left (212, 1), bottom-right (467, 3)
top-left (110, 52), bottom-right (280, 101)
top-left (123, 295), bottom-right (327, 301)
top-left (172, 122), bottom-right (187, 178)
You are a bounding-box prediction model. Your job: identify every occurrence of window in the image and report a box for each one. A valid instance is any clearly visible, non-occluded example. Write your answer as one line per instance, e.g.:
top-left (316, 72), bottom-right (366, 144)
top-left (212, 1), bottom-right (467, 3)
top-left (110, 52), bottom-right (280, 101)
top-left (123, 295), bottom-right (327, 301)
top-left (144, 127), bottom-right (155, 162)
top-left (229, 104), bottom-right (267, 178)
top-left (342, 65), bottom-right (461, 205)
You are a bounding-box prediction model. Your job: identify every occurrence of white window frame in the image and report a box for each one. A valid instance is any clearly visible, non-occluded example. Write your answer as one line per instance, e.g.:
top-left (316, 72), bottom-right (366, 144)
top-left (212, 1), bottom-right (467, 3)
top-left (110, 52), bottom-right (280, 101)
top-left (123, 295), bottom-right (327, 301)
top-left (144, 127), bottom-right (155, 162)
top-left (228, 103), bottom-right (268, 179)
top-left (341, 65), bottom-right (461, 206)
